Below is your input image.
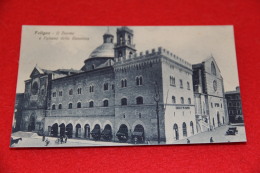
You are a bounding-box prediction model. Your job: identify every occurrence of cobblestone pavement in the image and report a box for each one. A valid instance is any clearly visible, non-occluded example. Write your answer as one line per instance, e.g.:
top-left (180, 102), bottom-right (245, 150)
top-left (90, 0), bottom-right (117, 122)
top-left (10, 135), bottom-right (133, 148)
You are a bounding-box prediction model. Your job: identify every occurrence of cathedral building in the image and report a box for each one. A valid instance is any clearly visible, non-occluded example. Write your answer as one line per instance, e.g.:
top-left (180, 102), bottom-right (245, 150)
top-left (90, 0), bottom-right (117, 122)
top-left (192, 57), bottom-right (228, 132)
top-left (16, 26), bottom-right (227, 144)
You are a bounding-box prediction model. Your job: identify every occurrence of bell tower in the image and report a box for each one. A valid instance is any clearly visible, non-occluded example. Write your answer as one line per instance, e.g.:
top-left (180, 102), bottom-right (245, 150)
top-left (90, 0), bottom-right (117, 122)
top-left (114, 26), bottom-right (136, 61)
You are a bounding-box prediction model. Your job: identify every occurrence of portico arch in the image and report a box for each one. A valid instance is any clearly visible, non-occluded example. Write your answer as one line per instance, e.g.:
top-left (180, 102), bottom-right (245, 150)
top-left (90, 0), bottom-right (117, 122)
top-left (75, 124), bottom-right (81, 138)
top-left (51, 123), bottom-right (58, 137)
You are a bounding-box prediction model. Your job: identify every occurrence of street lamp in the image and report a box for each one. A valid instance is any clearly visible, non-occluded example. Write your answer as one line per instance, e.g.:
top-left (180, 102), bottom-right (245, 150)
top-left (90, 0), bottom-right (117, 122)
top-left (154, 82), bottom-right (160, 144)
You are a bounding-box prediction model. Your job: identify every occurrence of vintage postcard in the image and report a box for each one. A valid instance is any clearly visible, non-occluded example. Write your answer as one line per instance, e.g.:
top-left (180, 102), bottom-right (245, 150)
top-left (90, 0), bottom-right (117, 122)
top-left (11, 26), bottom-right (246, 147)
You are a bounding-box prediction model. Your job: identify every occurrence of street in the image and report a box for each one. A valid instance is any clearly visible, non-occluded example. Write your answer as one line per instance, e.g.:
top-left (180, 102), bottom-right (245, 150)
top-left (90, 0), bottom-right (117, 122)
top-left (172, 124), bottom-right (247, 144)
top-left (10, 134), bottom-right (132, 148)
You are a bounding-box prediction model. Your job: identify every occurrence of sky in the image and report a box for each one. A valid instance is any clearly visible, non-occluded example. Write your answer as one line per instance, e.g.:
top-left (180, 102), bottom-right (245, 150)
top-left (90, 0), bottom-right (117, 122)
top-left (16, 25), bottom-right (240, 93)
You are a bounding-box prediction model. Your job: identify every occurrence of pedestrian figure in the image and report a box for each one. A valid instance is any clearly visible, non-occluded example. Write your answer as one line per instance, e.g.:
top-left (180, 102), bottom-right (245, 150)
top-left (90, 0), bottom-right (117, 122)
top-left (60, 136), bottom-right (64, 144)
top-left (42, 134), bottom-right (45, 142)
top-left (187, 139), bottom-right (190, 144)
top-left (45, 139), bottom-right (50, 146)
top-left (210, 137), bottom-right (214, 143)
top-left (134, 137), bottom-right (138, 144)
top-left (64, 135), bottom-right (68, 143)
top-left (146, 139), bottom-right (151, 145)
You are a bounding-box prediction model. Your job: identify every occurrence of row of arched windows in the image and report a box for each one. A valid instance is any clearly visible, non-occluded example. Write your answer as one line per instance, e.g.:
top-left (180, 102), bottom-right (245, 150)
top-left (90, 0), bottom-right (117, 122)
top-left (52, 96), bottom-right (145, 110)
top-left (121, 96), bottom-right (143, 106)
top-left (169, 76), bottom-right (190, 90)
top-left (173, 121), bottom-right (194, 140)
top-left (121, 76), bottom-right (143, 88)
top-left (51, 99), bottom-right (109, 110)
top-left (172, 96), bottom-right (191, 104)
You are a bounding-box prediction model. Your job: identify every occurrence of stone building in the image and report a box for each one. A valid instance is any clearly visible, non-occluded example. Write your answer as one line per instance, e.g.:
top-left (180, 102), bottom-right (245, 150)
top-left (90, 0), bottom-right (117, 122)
top-left (192, 57), bottom-right (228, 132)
top-left (16, 26), bottom-right (228, 144)
top-left (225, 87), bottom-right (243, 123)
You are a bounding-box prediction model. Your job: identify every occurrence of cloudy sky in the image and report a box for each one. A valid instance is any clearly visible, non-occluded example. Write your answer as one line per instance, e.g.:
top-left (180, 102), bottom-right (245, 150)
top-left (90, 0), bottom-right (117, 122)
top-left (16, 25), bottom-right (240, 93)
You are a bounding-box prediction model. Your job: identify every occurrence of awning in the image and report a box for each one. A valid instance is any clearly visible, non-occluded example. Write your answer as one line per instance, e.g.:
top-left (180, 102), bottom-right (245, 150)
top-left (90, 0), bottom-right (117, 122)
top-left (91, 128), bottom-right (100, 134)
top-left (101, 129), bottom-right (111, 135)
top-left (132, 131), bottom-right (143, 136)
top-left (116, 131), bottom-right (128, 136)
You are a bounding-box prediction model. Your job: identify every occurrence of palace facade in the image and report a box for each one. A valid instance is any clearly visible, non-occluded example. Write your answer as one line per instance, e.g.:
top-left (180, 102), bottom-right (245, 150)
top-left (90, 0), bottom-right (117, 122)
top-left (14, 26), bottom-right (228, 144)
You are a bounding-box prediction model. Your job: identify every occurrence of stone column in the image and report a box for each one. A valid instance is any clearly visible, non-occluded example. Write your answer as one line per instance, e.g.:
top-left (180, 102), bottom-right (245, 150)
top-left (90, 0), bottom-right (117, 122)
top-left (57, 126), bottom-right (60, 137)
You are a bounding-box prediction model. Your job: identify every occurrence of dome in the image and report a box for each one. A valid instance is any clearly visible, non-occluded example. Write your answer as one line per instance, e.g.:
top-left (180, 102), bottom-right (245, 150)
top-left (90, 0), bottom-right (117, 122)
top-left (87, 30), bottom-right (115, 59)
top-left (88, 43), bottom-right (115, 59)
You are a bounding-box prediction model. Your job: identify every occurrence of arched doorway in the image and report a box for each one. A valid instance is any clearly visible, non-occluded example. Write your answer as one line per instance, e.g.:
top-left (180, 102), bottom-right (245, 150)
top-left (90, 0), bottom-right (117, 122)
top-left (84, 124), bottom-right (90, 139)
top-left (182, 122), bottom-right (187, 137)
top-left (173, 124), bottom-right (179, 140)
top-left (59, 123), bottom-right (65, 137)
top-left (101, 124), bottom-right (112, 141)
top-left (51, 123), bottom-right (58, 137)
top-left (116, 124), bottom-right (129, 142)
top-left (217, 112), bottom-right (220, 127)
top-left (75, 124), bottom-right (81, 138)
top-left (91, 124), bottom-right (101, 140)
top-left (66, 123), bottom-right (73, 138)
top-left (190, 121), bottom-right (194, 135)
top-left (132, 124), bottom-right (145, 144)
top-left (28, 115), bottom-right (35, 131)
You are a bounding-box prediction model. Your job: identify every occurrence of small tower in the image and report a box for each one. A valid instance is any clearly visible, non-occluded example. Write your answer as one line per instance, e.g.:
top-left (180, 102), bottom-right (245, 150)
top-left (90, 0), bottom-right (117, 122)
top-left (114, 26), bottom-right (136, 61)
top-left (103, 27), bottom-right (114, 44)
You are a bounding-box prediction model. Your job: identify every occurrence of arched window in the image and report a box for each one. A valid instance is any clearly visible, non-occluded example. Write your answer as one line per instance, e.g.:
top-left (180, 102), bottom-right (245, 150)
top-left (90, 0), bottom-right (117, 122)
top-left (136, 76), bottom-right (143, 86)
top-left (89, 85), bottom-right (94, 93)
top-left (89, 101), bottom-right (94, 108)
top-left (173, 124), bottom-right (179, 140)
top-left (104, 83), bottom-right (108, 91)
top-left (128, 35), bottom-right (131, 44)
top-left (92, 64), bottom-right (95, 70)
top-left (170, 76), bottom-right (175, 86)
top-left (118, 51), bottom-right (122, 57)
top-left (129, 51), bottom-right (133, 58)
top-left (211, 62), bottom-right (216, 76)
top-left (68, 103), bottom-right (73, 109)
top-left (190, 121), bottom-right (194, 135)
top-left (139, 113), bottom-right (142, 118)
top-left (69, 89), bottom-right (73, 95)
top-left (182, 122), bottom-right (187, 137)
top-left (136, 96), bottom-right (143, 105)
top-left (187, 82), bottom-right (190, 90)
top-left (77, 102), bottom-right (81, 108)
top-left (58, 104), bottom-right (62, 109)
top-left (103, 100), bottom-right (109, 107)
top-left (136, 77), bottom-right (139, 85)
top-left (121, 98), bottom-right (127, 106)
top-left (77, 88), bottom-right (82, 94)
top-left (121, 79), bottom-right (127, 88)
top-left (180, 79), bottom-right (183, 88)
top-left (180, 97), bottom-right (184, 104)
top-left (139, 76), bottom-right (143, 85)
top-left (52, 104), bottom-right (56, 110)
top-left (52, 92), bottom-right (57, 97)
top-left (188, 98), bottom-right (191, 104)
top-left (172, 96), bottom-right (176, 104)
top-left (31, 82), bottom-right (39, 95)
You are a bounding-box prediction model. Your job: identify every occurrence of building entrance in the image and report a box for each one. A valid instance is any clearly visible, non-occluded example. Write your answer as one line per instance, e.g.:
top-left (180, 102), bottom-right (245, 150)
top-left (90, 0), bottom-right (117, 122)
top-left (51, 123), bottom-right (58, 137)
top-left (59, 124), bottom-right (65, 137)
top-left (28, 116), bottom-right (35, 131)
top-left (132, 124), bottom-right (145, 144)
top-left (116, 124), bottom-right (129, 142)
top-left (173, 124), bottom-right (179, 140)
top-left (84, 124), bottom-right (90, 138)
top-left (66, 123), bottom-right (73, 138)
